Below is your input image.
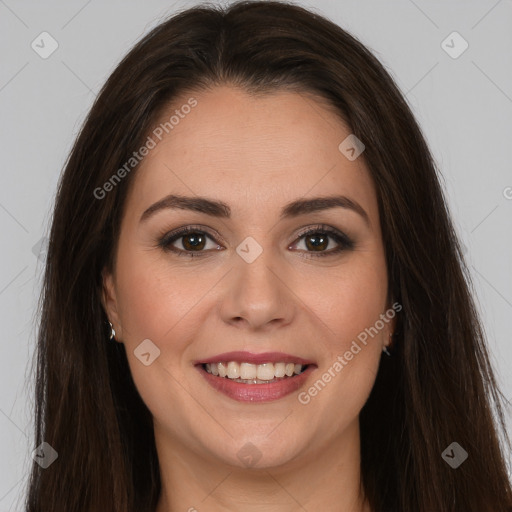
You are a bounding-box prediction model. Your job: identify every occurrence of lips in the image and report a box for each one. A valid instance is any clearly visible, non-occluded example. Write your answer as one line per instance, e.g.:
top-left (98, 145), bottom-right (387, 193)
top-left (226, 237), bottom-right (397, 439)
top-left (194, 351), bottom-right (317, 402)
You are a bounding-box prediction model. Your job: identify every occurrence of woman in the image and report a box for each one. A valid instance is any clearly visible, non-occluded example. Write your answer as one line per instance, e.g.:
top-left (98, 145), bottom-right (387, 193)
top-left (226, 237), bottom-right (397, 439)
top-left (25, 1), bottom-right (512, 511)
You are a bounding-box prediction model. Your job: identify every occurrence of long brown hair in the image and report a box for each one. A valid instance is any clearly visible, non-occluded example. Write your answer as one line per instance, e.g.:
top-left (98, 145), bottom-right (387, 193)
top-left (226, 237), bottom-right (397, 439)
top-left (25, 1), bottom-right (512, 511)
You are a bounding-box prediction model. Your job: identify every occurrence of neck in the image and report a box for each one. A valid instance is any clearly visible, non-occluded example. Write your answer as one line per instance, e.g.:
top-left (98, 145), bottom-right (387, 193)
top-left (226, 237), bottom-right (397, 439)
top-left (154, 418), bottom-right (371, 512)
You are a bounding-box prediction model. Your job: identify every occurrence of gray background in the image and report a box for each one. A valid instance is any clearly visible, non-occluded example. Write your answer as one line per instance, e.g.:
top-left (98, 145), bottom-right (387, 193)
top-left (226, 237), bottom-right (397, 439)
top-left (1, 0), bottom-right (511, 508)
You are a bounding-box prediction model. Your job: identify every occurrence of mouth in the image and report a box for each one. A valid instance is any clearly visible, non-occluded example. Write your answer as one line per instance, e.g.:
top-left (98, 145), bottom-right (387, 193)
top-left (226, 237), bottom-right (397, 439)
top-left (195, 354), bottom-right (317, 402)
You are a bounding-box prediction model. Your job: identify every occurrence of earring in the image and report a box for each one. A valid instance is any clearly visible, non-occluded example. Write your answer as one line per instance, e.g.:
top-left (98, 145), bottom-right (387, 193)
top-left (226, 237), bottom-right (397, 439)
top-left (383, 332), bottom-right (393, 356)
top-left (109, 322), bottom-right (116, 341)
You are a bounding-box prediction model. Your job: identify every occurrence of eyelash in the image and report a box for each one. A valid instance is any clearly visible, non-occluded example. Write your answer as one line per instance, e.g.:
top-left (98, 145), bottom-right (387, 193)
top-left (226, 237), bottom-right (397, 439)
top-left (157, 224), bottom-right (354, 259)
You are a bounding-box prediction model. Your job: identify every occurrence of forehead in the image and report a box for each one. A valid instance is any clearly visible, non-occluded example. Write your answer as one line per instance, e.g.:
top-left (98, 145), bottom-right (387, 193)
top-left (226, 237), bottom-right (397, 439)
top-left (125, 85), bottom-right (378, 225)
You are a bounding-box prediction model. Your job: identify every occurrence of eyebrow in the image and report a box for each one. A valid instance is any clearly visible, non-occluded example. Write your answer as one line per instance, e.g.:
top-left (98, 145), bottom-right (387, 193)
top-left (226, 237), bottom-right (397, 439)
top-left (139, 194), bottom-right (371, 227)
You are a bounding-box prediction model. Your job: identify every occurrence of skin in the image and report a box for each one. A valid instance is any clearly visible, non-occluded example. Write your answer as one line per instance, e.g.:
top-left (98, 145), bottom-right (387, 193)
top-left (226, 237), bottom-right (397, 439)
top-left (102, 85), bottom-right (395, 512)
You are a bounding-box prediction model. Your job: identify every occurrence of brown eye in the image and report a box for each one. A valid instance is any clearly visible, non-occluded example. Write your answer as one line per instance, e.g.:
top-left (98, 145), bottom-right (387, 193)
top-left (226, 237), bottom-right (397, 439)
top-left (159, 226), bottom-right (221, 257)
top-left (180, 232), bottom-right (207, 251)
top-left (291, 226), bottom-right (354, 257)
top-left (303, 232), bottom-right (330, 252)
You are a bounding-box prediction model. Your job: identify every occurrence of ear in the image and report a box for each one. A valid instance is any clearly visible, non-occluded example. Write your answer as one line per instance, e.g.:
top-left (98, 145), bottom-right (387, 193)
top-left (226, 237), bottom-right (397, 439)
top-left (101, 267), bottom-right (123, 342)
top-left (384, 300), bottom-right (400, 349)
top-left (384, 315), bottom-right (397, 349)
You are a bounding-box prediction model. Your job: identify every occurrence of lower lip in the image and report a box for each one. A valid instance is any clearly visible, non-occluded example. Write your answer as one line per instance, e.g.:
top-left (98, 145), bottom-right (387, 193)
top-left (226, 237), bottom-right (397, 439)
top-left (197, 364), bottom-right (316, 403)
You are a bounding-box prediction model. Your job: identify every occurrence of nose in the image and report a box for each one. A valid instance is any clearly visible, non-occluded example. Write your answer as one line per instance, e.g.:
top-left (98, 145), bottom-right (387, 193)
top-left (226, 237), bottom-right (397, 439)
top-left (219, 250), bottom-right (295, 331)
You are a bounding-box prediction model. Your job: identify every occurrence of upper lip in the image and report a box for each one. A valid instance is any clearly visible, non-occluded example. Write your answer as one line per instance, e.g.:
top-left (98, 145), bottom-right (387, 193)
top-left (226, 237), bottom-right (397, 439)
top-left (195, 351), bottom-right (316, 366)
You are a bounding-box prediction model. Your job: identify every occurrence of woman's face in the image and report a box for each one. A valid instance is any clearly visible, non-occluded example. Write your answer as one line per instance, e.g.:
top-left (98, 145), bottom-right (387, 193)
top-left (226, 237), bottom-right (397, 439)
top-left (103, 85), bottom-right (394, 470)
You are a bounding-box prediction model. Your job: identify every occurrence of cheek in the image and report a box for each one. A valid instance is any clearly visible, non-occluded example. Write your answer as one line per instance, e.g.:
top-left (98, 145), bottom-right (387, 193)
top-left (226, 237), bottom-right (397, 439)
top-left (318, 257), bottom-right (388, 349)
top-left (114, 247), bottom-right (196, 345)
top-left (302, 256), bottom-right (388, 414)
top-left (112, 252), bottom-right (198, 423)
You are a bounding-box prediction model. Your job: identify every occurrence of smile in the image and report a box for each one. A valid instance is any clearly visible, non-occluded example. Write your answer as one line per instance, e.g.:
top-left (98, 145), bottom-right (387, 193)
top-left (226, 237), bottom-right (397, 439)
top-left (196, 360), bottom-right (316, 402)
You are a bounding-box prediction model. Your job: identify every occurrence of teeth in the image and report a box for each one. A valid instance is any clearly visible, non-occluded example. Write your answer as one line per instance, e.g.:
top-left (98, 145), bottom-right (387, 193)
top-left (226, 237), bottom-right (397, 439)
top-left (218, 362), bottom-right (227, 378)
top-left (257, 363), bottom-right (275, 380)
top-left (274, 362), bottom-right (286, 378)
top-left (204, 361), bottom-right (307, 380)
top-left (227, 361), bottom-right (240, 379)
top-left (240, 363), bottom-right (257, 379)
